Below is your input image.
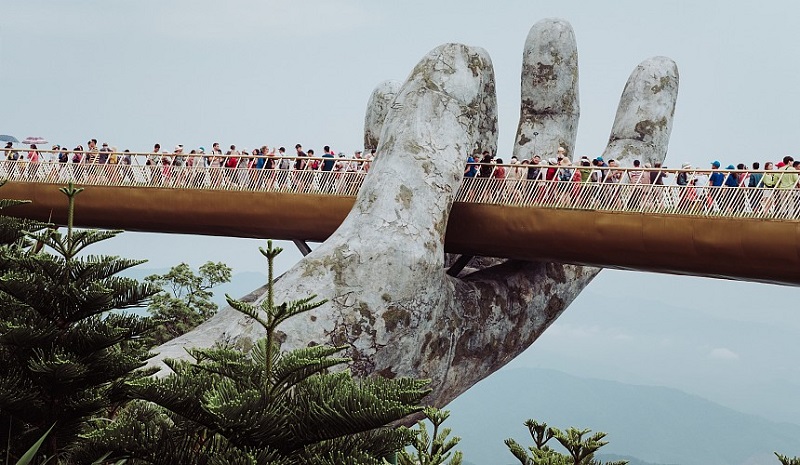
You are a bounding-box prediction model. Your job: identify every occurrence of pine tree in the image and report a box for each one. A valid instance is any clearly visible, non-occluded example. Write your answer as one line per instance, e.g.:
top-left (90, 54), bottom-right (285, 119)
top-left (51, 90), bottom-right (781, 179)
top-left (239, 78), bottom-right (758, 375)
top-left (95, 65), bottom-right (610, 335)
top-left (398, 407), bottom-right (463, 465)
top-left (80, 240), bottom-right (431, 465)
top-left (0, 180), bottom-right (47, 248)
top-left (0, 183), bottom-right (158, 464)
top-left (505, 420), bottom-right (627, 465)
top-left (776, 453), bottom-right (800, 465)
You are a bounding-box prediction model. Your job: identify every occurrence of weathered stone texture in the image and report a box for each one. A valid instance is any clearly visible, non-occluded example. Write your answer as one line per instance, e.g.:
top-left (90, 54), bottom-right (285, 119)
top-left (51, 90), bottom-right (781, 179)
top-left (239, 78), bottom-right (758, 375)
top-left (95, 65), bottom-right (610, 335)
top-left (152, 20), bottom-right (678, 408)
top-left (514, 18), bottom-right (580, 161)
top-left (602, 56), bottom-right (679, 165)
top-left (364, 80), bottom-right (401, 150)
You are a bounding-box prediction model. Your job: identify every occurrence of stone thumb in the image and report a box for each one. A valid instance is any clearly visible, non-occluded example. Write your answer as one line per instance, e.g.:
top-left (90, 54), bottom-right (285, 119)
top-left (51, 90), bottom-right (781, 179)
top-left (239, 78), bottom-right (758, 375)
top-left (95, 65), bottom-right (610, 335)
top-left (330, 43), bottom-right (497, 272)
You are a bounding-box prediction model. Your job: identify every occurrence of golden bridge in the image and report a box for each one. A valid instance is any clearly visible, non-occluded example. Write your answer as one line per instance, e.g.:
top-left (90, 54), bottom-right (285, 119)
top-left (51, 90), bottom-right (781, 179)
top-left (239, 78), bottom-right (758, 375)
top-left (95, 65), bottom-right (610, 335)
top-left (3, 152), bottom-right (799, 286)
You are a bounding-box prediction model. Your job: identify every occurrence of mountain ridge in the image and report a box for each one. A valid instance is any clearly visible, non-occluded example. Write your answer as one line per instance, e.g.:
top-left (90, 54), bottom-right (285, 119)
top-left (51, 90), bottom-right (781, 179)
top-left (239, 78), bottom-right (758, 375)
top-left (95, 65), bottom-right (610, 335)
top-left (445, 367), bottom-right (799, 465)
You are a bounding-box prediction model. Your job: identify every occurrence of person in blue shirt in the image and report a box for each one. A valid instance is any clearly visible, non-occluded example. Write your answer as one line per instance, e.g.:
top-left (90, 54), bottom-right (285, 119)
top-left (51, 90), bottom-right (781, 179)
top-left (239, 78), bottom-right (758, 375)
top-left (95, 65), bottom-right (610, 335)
top-left (708, 160), bottom-right (724, 211)
top-left (708, 160), bottom-right (724, 186)
top-left (320, 145), bottom-right (336, 192)
top-left (724, 164), bottom-right (738, 188)
top-left (465, 153), bottom-right (478, 178)
top-left (748, 162), bottom-right (763, 213)
top-left (322, 145), bottom-right (336, 171)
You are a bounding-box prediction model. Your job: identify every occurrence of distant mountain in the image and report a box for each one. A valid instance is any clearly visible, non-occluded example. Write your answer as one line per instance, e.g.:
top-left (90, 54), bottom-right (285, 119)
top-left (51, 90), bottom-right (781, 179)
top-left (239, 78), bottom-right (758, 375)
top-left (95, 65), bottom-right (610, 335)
top-left (596, 454), bottom-right (677, 465)
top-left (444, 368), bottom-right (799, 465)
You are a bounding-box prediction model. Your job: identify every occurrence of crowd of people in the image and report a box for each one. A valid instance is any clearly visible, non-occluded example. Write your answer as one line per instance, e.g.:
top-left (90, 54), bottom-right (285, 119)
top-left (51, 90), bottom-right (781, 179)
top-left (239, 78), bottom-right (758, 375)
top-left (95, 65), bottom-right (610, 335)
top-left (2, 139), bottom-right (378, 190)
top-left (3, 140), bottom-right (376, 172)
top-left (4, 139), bottom-right (800, 216)
top-left (463, 147), bottom-right (800, 215)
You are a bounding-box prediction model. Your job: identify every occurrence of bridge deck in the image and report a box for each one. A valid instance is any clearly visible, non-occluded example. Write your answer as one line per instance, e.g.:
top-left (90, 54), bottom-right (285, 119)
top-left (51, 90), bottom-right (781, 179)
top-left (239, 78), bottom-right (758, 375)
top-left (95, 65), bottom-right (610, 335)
top-left (3, 166), bottom-right (799, 286)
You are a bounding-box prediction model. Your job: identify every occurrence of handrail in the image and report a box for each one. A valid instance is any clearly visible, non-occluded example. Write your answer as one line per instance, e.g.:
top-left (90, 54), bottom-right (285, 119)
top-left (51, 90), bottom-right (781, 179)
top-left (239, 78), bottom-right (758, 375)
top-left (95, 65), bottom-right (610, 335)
top-left (2, 154), bottom-right (799, 220)
top-left (2, 148), bottom-right (372, 167)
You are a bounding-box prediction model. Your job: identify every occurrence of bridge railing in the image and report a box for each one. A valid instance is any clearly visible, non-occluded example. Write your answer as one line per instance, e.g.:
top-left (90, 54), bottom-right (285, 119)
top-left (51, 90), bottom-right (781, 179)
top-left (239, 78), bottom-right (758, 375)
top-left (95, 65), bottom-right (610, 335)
top-left (2, 151), bottom-right (799, 220)
top-left (456, 175), bottom-right (792, 219)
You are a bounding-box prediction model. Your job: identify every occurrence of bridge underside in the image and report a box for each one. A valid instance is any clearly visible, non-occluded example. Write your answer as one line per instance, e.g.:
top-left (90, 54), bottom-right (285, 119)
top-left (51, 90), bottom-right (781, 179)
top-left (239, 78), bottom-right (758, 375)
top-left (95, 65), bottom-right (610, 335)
top-left (4, 182), bottom-right (799, 286)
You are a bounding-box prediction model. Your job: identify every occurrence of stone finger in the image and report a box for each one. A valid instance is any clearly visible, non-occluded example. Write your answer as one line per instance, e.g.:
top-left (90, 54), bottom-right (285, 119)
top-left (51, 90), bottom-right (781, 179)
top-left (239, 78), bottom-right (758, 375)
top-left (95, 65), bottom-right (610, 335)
top-left (601, 56), bottom-right (679, 164)
top-left (363, 79), bottom-right (402, 151)
top-left (514, 18), bottom-right (579, 161)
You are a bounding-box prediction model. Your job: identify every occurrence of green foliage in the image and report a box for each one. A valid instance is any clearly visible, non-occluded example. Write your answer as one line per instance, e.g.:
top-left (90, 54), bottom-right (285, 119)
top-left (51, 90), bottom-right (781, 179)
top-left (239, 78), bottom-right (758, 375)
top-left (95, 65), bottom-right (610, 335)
top-left (143, 261), bottom-right (231, 346)
top-left (13, 424), bottom-right (54, 465)
top-left (776, 452), bottom-right (800, 465)
top-left (397, 407), bottom-right (463, 465)
top-left (0, 180), bottom-right (48, 250)
top-left (505, 419), bottom-right (626, 465)
top-left (0, 183), bottom-right (158, 464)
top-left (82, 240), bottom-right (431, 465)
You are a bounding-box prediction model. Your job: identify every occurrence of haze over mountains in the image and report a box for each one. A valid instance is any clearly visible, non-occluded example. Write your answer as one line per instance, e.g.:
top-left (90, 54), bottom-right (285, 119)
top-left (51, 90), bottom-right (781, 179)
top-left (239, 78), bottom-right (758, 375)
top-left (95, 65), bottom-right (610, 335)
top-left (447, 367), bottom-right (799, 465)
top-left (511, 269), bottom-right (800, 425)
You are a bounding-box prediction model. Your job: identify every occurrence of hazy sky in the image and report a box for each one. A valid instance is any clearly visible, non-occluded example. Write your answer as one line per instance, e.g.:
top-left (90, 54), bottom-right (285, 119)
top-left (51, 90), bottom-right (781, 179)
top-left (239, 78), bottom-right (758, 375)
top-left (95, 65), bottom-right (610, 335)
top-left (4, 0), bottom-right (800, 425)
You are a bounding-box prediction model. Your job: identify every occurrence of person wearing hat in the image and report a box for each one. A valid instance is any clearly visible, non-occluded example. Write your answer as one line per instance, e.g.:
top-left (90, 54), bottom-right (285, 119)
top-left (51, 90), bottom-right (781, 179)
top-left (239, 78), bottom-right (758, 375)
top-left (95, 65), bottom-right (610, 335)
top-left (708, 160), bottom-right (723, 183)
top-left (677, 162), bottom-right (692, 186)
top-left (346, 150), bottom-right (362, 173)
top-left (714, 163), bottom-right (740, 213)
top-left (173, 144), bottom-right (185, 166)
top-left (706, 160), bottom-right (725, 211)
top-left (724, 165), bottom-right (738, 187)
top-left (676, 162), bottom-right (700, 211)
top-left (98, 142), bottom-right (111, 165)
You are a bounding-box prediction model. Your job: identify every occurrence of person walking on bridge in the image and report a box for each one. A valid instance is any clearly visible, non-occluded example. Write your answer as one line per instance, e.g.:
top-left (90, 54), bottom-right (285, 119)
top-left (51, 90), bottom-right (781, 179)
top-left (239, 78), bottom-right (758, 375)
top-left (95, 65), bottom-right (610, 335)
top-left (321, 146), bottom-right (336, 192)
top-left (625, 159), bottom-right (644, 208)
top-left (3, 142), bottom-right (18, 178)
top-left (776, 157), bottom-right (799, 218)
top-left (747, 162), bottom-right (763, 213)
top-left (224, 145), bottom-right (239, 186)
top-left (294, 144), bottom-right (307, 170)
top-left (707, 160), bottom-right (724, 211)
top-left (761, 161), bottom-right (777, 213)
top-left (147, 143), bottom-right (161, 184)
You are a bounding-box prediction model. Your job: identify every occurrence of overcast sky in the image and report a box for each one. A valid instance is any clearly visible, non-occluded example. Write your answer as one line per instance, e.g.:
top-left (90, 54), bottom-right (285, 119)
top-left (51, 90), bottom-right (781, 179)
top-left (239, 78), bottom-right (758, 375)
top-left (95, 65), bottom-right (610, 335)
top-left (3, 0), bottom-right (800, 424)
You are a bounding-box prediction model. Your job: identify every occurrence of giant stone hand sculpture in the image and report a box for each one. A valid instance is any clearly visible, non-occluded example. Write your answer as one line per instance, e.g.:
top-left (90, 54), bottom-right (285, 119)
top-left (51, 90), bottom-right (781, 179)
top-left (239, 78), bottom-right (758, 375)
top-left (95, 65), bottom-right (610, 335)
top-left (153, 18), bottom-right (678, 407)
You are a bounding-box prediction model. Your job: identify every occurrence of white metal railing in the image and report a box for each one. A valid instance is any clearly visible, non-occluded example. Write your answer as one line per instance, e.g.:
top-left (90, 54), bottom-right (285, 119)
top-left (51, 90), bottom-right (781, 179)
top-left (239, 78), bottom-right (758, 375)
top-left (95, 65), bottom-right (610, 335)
top-left (2, 149), bottom-right (800, 220)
